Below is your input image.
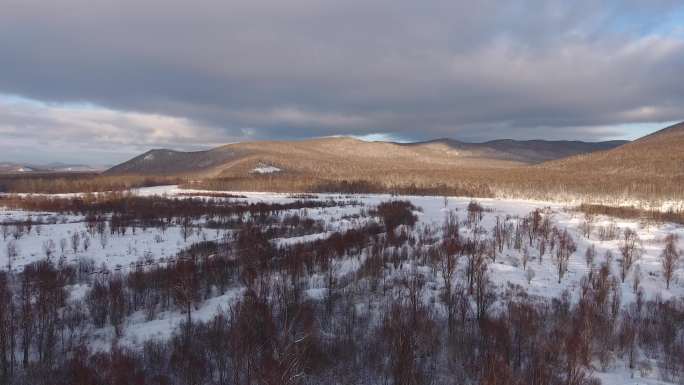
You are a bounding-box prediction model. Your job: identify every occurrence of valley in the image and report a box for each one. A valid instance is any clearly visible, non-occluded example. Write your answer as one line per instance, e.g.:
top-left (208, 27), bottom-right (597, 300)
top-left (1, 185), bottom-right (683, 384)
top-left (3, 2), bottom-right (684, 384)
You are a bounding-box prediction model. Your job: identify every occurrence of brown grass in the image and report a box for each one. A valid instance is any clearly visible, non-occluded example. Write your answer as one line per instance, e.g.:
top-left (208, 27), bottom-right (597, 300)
top-left (0, 173), bottom-right (183, 194)
top-left (184, 165), bottom-right (684, 203)
top-left (574, 204), bottom-right (684, 225)
top-left (3, 164), bottom-right (682, 204)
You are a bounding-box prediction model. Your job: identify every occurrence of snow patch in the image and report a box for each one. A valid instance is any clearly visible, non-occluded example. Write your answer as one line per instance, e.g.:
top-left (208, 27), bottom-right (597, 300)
top-left (251, 164), bottom-right (281, 174)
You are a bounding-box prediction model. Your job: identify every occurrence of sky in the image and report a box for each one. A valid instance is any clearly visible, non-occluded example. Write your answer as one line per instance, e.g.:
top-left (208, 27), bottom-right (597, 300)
top-left (1, 0), bottom-right (683, 165)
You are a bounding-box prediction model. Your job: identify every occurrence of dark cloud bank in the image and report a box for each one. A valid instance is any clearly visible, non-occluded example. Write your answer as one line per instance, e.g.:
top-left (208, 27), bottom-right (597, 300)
top-left (0, 0), bottom-right (683, 163)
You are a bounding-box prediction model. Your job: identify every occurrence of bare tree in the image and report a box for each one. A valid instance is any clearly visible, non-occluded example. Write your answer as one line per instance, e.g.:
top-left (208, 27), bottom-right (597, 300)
top-left (604, 249), bottom-right (614, 266)
top-left (619, 228), bottom-right (642, 282)
top-left (59, 238), bottom-right (67, 255)
top-left (580, 213), bottom-right (594, 238)
top-left (585, 244), bottom-right (596, 268)
top-left (180, 216), bottom-right (193, 243)
top-left (526, 267), bottom-right (535, 284)
top-left (440, 252), bottom-right (457, 296)
top-left (0, 272), bottom-right (16, 379)
top-left (108, 275), bottom-right (126, 336)
top-left (11, 225), bottom-right (22, 240)
top-left (466, 200), bottom-right (484, 227)
top-left (619, 310), bottom-right (639, 370)
top-left (661, 234), bottom-right (680, 289)
top-left (555, 229), bottom-right (576, 283)
top-left (465, 240), bottom-right (486, 294)
top-left (82, 234), bottom-right (90, 252)
top-left (521, 246), bottom-right (530, 271)
top-left (473, 262), bottom-right (495, 320)
top-left (632, 265), bottom-right (641, 294)
top-left (173, 260), bottom-right (200, 327)
top-left (42, 240), bottom-right (56, 260)
top-left (537, 237), bottom-right (546, 265)
top-left (0, 222), bottom-right (7, 241)
top-left (5, 241), bottom-right (18, 271)
top-left (70, 232), bottom-right (80, 254)
top-left (493, 216), bottom-right (504, 253)
top-left (540, 215), bottom-right (553, 252)
top-left (440, 251), bottom-right (458, 334)
top-left (99, 232), bottom-right (108, 250)
top-left (96, 220), bottom-right (107, 239)
top-left (25, 216), bottom-right (32, 235)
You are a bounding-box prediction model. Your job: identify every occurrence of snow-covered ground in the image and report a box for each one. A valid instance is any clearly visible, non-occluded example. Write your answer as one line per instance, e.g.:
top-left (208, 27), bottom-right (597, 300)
top-left (2, 185), bottom-right (684, 382)
top-left (0, 208), bottom-right (196, 272)
top-left (2, 185), bottom-right (683, 301)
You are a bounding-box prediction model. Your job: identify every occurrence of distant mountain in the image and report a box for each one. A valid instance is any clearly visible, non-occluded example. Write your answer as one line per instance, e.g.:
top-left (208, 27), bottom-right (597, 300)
top-left (0, 162), bottom-right (37, 173)
top-left (39, 162), bottom-right (106, 172)
top-left (106, 136), bottom-right (626, 178)
top-left (0, 162), bottom-right (103, 174)
top-left (540, 121), bottom-right (684, 177)
top-left (105, 148), bottom-right (247, 176)
top-left (405, 138), bottom-right (627, 164)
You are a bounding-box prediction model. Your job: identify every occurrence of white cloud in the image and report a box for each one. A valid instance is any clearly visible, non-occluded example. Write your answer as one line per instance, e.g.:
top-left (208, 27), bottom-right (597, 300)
top-left (0, 96), bottom-right (229, 164)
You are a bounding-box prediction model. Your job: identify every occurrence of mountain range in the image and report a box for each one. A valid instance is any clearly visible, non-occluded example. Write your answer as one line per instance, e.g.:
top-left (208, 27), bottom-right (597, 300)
top-left (101, 122), bottom-right (684, 200)
top-left (0, 162), bottom-right (104, 174)
top-left (105, 137), bottom-right (629, 178)
top-left (2, 122), bottom-right (682, 200)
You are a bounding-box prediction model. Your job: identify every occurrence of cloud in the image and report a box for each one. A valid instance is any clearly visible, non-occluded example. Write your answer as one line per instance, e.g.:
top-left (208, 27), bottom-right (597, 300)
top-left (0, 97), bottom-right (228, 164)
top-left (0, 0), bottom-right (683, 162)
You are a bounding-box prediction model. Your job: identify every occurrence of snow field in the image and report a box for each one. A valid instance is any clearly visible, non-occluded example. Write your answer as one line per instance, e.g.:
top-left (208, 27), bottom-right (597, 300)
top-left (2, 184), bottom-right (683, 380)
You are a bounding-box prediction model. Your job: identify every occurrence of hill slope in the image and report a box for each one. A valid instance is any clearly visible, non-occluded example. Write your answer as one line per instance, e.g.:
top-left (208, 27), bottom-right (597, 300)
top-left (106, 136), bottom-right (626, 178)
top-left (541, 121), bottom-right (684, 177)
top-left (407, 139), bottom-right (627, 164)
